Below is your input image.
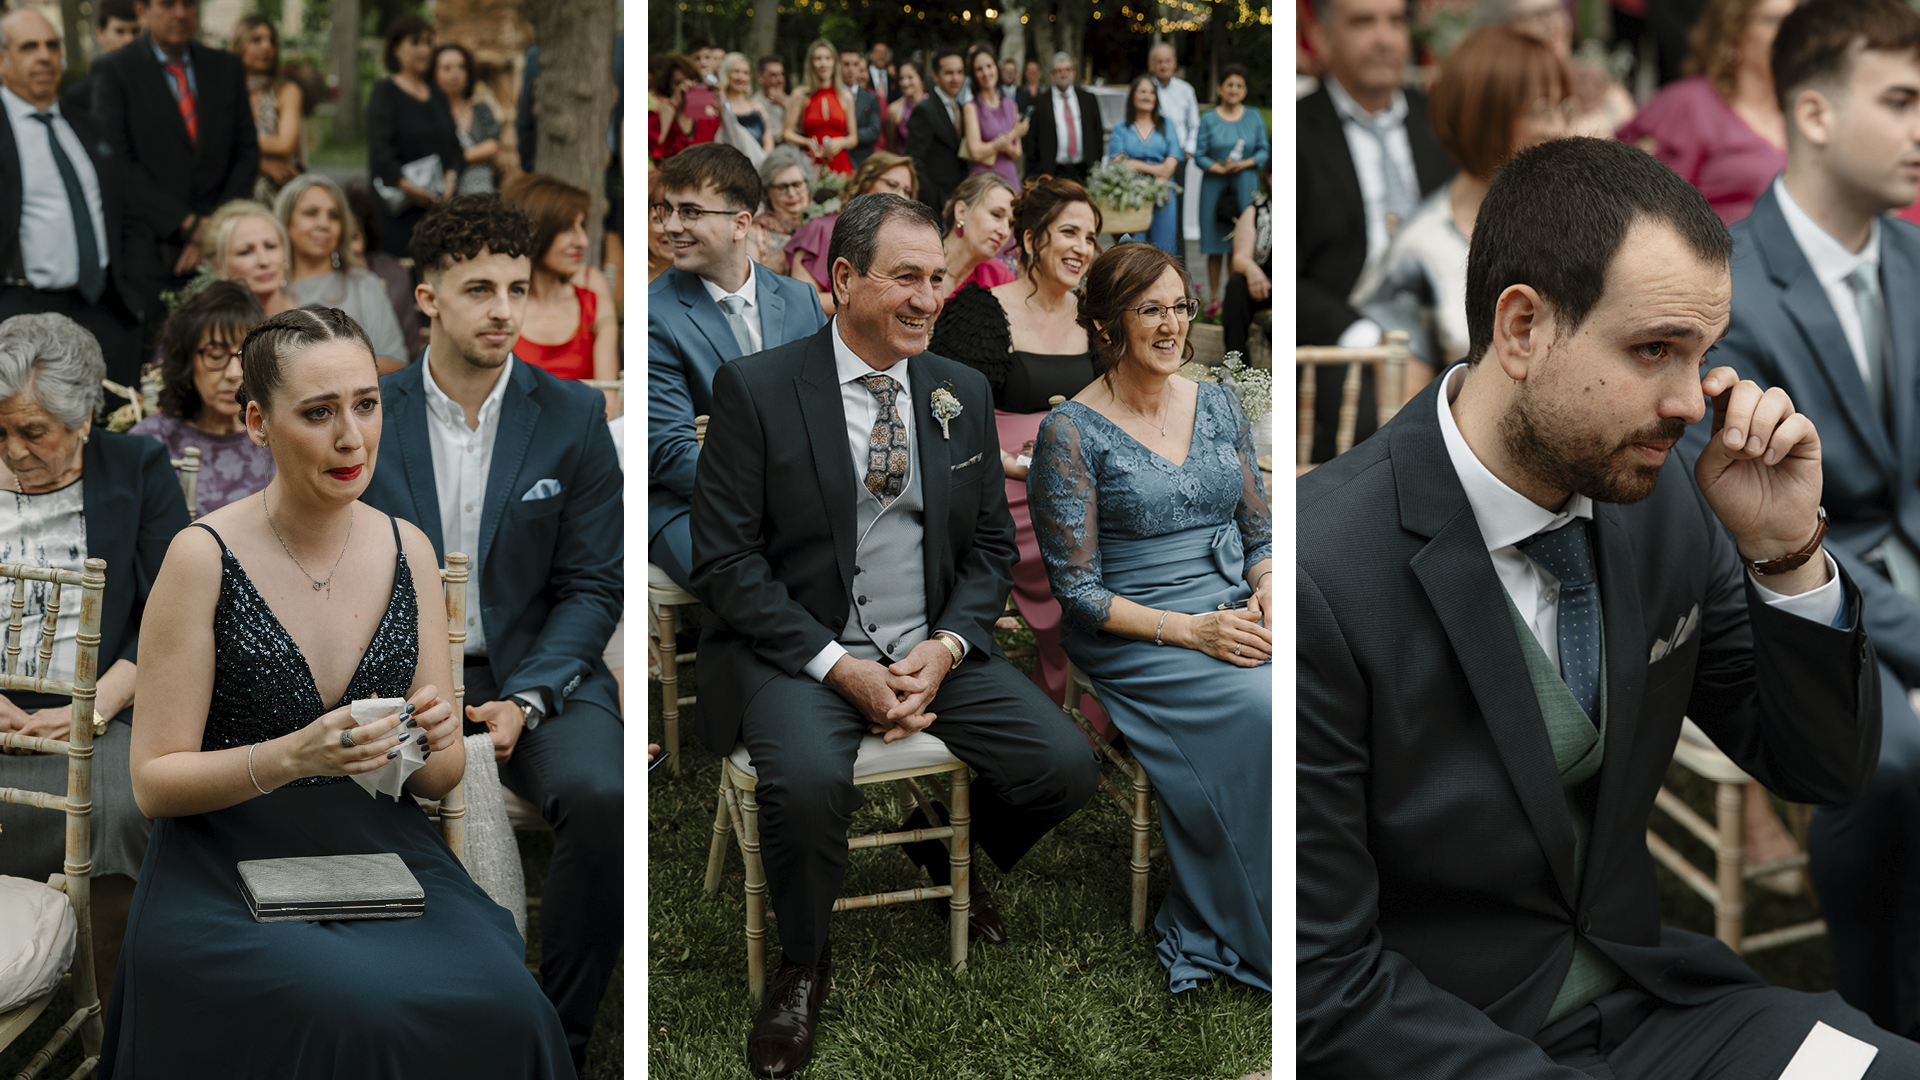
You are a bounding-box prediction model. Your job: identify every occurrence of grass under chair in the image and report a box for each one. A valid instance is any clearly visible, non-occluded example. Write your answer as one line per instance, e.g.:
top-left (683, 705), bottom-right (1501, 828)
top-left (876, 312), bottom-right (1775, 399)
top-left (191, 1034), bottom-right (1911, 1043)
top-left (647, 623), bottom-right (1272, 1079)
top-left (0, 827), bottom-right (621, 1078)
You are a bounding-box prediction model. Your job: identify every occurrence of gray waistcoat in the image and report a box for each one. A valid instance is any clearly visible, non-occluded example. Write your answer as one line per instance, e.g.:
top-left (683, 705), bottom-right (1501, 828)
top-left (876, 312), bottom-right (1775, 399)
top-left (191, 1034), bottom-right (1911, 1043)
top-left (839, 446), bottom-right (929, 663)
top-left (1503, 596), bottom-right (1625, 1026)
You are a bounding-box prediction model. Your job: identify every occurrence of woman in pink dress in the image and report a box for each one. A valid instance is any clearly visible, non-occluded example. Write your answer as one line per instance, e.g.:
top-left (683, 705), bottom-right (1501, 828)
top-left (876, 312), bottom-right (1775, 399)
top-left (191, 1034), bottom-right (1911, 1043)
top-left (940, 171), bottom-right (1018, 297)
top-left (1614, 0), bottom-right (1794, 224)
top-left (962, 44), bottom-right (1026, 189)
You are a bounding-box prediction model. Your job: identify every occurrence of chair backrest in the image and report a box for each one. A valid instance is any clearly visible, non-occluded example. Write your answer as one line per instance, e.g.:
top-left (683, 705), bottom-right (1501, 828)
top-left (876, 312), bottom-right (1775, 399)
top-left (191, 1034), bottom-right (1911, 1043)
top-left (170, 446), bottom-right (200, 521)
top-left (584, 378), bottom-right (625, 419)
top-left (694, 414), bottom-right (709, 448)
top-left (1293, 329), bottom-right (1412, 475)
top-left (102, 379), bottom-right (144, 424)
top-left (437, 552), bottom-right (469, 862)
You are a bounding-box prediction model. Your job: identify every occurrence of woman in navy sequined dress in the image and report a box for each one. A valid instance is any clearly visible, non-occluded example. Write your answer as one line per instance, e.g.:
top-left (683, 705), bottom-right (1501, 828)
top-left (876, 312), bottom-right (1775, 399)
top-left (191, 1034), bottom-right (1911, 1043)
top-left (102, 309), bottom-right (573, 1077)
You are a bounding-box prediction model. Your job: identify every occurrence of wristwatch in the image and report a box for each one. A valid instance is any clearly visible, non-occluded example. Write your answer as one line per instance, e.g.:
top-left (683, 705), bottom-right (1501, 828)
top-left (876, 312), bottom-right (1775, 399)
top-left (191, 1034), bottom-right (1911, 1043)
top-left (1749, 506), bottom-right (1828, 576)
top-left (932, 631), bottom-right (966, 666)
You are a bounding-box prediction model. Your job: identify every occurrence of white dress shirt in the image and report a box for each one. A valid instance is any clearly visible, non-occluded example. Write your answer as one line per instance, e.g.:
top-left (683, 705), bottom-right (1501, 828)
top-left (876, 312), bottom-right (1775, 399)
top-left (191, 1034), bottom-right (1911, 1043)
top-left (1775, 177), bottom-right (1882, 386)
top-left (802, 318), bottom-right (969, 680)
top-left (1151, 74), bottom-right (1200, 158)
top-left (869, 63), bottom-right (890, 102)
top-left (421, 355), bottom-right (547, 722)
top-left (1, 87), bottom-right (107, 291)
top-left (1436, 365), bottom-right (1841, 664)
top-left (931, 85), bottom-right (962, 130)
top-left (1325, 76), bottom-right (1419, 272)
top-left (1051, 85), bottom-right (1083, 164)
top-left (700, 261), bottom-right (765, 354)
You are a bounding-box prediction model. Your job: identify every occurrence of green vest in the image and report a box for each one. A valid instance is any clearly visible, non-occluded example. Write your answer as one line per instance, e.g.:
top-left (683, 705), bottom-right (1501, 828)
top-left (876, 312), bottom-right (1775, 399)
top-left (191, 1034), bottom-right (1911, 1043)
top-left (1504, 597), bottom-right (1626, 1025)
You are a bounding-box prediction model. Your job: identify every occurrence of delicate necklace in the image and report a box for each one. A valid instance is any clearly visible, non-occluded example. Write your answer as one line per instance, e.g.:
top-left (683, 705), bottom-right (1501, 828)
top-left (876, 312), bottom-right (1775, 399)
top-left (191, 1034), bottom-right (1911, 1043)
top-left (1115, 386), bottom-right (1169, 437)
top-left (263, 491), bottom-right (353, 597)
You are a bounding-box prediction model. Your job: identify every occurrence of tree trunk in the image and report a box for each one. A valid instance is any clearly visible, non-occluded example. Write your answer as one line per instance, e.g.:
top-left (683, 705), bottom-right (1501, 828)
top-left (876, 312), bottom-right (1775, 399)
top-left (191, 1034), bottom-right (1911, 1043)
top-left (525, 0), bottom-right (618, 258)
top-left (747, 1), bottom-right (779, 62)
top-left (60, 0), bottom-right (87, 66)
top-left (433, 0), bottom-right (535, 182)
top-left (332, 0), bottom-right (361, 142)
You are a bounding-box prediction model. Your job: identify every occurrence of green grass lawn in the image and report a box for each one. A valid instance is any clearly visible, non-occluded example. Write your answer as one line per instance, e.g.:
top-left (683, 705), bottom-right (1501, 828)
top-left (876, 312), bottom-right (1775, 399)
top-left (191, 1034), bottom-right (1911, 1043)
top-left (648, 623), bottom-right (1272, 1078)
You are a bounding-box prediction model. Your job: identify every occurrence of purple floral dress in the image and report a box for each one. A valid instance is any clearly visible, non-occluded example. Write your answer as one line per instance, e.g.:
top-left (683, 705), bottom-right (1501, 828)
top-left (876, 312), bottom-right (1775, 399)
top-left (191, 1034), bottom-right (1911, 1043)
top-left (128, 412), bottom-right (273, 514)
top-left (969, 91), bottom-right (1020, 188)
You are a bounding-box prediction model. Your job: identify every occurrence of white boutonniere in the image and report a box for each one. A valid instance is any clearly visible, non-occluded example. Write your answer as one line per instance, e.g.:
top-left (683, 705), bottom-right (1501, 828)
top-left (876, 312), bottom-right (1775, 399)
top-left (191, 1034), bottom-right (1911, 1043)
top-left (930, 383), bottom-right (963, 440)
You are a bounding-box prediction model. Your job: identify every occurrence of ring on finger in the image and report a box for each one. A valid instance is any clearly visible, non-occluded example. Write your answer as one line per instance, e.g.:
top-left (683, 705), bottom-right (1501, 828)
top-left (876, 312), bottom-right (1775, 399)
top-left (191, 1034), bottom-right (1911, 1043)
top-left (339, 730), bottom-right (356, 749)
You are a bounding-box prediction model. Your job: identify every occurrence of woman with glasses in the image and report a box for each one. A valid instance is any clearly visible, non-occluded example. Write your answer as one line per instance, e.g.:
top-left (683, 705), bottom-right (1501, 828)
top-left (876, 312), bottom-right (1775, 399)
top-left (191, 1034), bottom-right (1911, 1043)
top-left (785, 151), bottom-right (919, 315)
top-left (131, 282), bottom-right (272, 512)
top-left (1028, 242), bottom-right (1272, 995)
top-left (752, 144), bottom-right (815, 275)
top-left (1473, 0), bottom-right (1635, 137)
top-left (1350, 27), bottom-right (1571, 387)
top-left (1615, 0), bottom-right (1793, 224)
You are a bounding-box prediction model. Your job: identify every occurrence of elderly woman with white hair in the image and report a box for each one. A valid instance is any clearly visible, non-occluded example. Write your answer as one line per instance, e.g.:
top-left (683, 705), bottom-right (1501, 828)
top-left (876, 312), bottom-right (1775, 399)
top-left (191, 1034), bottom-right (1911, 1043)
top-left (275, 174), bottom-right (410, 370)
top-left (751, 143), bottom-right (816, 273)
top-left (0, 313), bottom-right (192, 1004)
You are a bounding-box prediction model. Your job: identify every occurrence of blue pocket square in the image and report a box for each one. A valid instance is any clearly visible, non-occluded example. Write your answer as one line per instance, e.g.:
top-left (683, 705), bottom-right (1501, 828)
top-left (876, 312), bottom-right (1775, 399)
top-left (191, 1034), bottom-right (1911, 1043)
top-left (521, 478), bottom-right (562, 501)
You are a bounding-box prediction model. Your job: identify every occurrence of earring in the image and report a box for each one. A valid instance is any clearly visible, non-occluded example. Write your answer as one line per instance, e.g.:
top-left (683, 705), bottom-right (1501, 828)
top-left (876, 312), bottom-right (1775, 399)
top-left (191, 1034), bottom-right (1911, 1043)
top-left (331, 250), bottom-right (342, 271)
top-left (955, 223), bottom-right (965, 237)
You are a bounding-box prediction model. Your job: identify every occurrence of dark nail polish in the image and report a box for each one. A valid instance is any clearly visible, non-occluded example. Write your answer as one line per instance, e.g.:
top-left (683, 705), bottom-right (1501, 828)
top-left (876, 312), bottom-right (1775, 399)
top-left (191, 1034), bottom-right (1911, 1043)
top-left (417, 735), bottom-right (429, 747)
top-left (386, 750), bottom-right (398, 759)
top-left (404, 703), bottom-right (416, 715)
top-left (422, 752), bottom-right (430, 759)
top-left (405, 718), bottom-right (418, 729)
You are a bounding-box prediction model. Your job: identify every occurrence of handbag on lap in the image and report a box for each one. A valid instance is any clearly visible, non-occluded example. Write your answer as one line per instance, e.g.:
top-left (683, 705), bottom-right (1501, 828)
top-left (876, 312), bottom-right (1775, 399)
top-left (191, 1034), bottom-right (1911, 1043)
top-left (237, 852), bottom-right (425, 922)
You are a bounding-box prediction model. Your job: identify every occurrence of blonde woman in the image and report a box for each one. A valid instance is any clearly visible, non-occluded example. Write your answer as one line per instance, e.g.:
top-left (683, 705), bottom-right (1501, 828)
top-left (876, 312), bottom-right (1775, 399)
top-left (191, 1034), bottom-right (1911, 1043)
top-left (205, 200), bottom-right (295, 317)
top-left (721, 51), bottom-right (775, 155)
top-left (782, 38), bottom-right (855, 175)
top-left (274, 174), bottom-right (409, 370)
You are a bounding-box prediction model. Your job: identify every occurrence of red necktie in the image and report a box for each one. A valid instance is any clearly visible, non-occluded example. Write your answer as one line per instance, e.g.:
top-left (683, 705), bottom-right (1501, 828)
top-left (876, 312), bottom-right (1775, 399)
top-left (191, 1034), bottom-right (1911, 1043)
top-left (1063, 89), bottom-right (1077, 160)
top-left (166, 62), bottom-right (197, 142)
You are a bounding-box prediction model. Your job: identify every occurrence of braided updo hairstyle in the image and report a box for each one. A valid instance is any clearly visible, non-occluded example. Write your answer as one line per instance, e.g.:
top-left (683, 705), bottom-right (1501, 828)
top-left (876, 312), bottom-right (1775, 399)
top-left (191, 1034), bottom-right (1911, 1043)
top-left (1075, 241), bottom-right (1193, 378)
top-left (235, 306), bottom-right (376, 412)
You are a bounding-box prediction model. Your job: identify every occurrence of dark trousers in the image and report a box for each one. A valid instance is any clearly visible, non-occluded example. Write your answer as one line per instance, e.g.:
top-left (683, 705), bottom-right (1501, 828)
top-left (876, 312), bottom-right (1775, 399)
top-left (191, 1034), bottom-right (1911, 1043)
top-left (1808, 658), bottom-right (1920, 1037)
top-left (1535, 981), bottom-right (1920, 1077)
top-left (1220, 270), bottom-right (1271, 358)
top-left (0, 285), bottom-right (141, 389)
top-left (739, 653), bottom-right (1098, 967)
top-left (465, 660), bottom-right (624, 1072)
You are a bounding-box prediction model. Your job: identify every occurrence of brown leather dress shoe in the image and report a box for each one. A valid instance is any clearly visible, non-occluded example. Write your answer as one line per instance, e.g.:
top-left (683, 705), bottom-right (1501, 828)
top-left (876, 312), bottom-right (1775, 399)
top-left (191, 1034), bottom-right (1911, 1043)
top-left (900, 804), bottom-right (1009, 944)
top-left (748, 959), bottom-right (830, 1078)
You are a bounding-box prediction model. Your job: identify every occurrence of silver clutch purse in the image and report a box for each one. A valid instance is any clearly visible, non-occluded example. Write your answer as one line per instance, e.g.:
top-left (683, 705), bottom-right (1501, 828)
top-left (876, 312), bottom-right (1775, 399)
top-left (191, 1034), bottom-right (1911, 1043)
top-left (237, 853), bottom-right (426, 923)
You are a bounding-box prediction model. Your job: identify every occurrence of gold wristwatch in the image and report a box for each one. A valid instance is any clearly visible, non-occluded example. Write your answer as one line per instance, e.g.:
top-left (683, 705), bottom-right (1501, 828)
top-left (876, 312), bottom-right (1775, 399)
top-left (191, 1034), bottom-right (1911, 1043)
top-left (932, 631), bottom-right (966, 666)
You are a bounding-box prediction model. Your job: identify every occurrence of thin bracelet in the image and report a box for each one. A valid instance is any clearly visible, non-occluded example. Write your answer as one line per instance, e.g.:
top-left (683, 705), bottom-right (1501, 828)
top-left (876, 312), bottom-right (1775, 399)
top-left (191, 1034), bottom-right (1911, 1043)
top-left (1254, 570), bottom-right (1273, 587)
top-left (247, 742), bottom-right (272, 795)
top-left (1153, 609), bottom-right (1170, 646)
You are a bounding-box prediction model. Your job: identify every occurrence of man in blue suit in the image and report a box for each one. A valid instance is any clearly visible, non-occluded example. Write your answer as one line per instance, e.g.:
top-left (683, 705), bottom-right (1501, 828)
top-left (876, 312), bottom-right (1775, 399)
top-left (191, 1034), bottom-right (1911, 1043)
top-left (360, 194), bottom-right (623, 1073)
top-left (838, 48), bottom-right (883, 171)
top-left (1682, 0), bottom-right (1920, 1038)
top-left (648, 142), bottom-right (828, 589)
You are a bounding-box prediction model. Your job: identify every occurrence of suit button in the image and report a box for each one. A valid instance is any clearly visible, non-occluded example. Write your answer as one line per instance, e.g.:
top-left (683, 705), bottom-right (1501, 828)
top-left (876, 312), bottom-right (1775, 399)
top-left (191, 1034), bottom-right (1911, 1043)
top-left (1578, 911), bottom-right (1592, 934)
top-left (858, 596), bottom-right (868, 605)
top-left (867, 623), bottom-right (878, 632)
top-left (832, 617), bottom-right (844, 628)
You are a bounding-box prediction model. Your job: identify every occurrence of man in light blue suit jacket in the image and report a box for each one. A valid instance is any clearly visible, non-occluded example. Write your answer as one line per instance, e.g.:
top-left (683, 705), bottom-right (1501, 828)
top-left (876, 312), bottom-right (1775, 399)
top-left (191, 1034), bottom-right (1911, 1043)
top-left (648, 142), bottom-right (828, 589)
top-left (359, 195), bottom-right (622, 1073)
top-left (1678, 6), bottom-right (1920, 1039)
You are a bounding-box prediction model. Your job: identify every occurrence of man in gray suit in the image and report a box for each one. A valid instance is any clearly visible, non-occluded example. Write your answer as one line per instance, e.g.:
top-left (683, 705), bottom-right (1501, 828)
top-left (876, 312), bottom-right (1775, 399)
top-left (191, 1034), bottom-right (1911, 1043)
top-left (1683, 0), bottom-right (1920, 1038)
top-left (837, 47), bottom-right (882, 171)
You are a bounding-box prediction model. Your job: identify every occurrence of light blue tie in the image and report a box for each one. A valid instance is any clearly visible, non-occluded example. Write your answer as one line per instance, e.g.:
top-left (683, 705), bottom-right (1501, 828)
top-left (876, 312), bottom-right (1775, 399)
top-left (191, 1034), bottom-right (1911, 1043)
top-left (1519, 519), bottom-right (1600, 725)
top-left (1846, 264), bottom-right (1890, 430)
top-left (716, 293), bottom-right (754, 357)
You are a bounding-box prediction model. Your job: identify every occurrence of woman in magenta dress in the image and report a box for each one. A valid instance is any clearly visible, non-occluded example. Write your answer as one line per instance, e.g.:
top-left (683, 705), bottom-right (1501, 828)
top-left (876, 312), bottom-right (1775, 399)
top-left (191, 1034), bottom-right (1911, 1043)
top-left (940, 171), bottom-right (1018, 297)
top-left (783, 38), bottom-right (855, 176)
top-left (963, 44), bottom-right (1026, 189)
top-left (1614, 0), bottom-right (1793, 224)
top-left (890, 60), bottom-right (926, 151)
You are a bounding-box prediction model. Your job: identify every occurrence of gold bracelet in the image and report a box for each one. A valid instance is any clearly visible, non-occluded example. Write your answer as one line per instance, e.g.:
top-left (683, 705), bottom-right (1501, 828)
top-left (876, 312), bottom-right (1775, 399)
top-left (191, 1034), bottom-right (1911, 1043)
top-left (92, 710), bottom-right (107, 737)
top-left (932, 631), bottom-right (965, 666)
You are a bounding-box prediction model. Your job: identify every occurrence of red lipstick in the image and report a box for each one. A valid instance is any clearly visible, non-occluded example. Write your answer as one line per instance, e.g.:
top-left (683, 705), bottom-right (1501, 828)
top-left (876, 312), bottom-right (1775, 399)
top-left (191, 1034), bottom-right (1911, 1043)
top-left (328, 465), bottom-right (363, 481)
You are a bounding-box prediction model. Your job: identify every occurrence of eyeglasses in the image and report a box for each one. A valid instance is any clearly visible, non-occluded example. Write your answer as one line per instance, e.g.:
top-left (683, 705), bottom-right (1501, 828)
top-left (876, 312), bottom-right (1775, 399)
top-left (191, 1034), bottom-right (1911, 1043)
top-left (770, 180), bottom-right (810, 197)
top-left (1121, 299), bottom-right (1200, 322)
top-left (195, 343), bottom-right (240, 370)
top-left (649, 202), bottom-right (746, 226)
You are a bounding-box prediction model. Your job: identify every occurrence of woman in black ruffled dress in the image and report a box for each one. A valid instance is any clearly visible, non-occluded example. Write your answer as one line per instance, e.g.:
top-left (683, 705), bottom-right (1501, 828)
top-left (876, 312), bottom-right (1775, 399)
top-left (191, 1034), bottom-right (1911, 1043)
top-left (927, 176), bottom-right (1113, 732)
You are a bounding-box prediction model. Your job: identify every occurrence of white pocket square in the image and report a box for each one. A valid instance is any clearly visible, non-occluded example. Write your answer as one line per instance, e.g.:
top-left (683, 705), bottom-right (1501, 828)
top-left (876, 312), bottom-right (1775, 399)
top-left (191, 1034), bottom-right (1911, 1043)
top-left (521, 478), bottom-right (562, 501)
top-left (1648, 603), bottom-right (1701, 664)
top-left (951, 453), bottom-right (982, 471)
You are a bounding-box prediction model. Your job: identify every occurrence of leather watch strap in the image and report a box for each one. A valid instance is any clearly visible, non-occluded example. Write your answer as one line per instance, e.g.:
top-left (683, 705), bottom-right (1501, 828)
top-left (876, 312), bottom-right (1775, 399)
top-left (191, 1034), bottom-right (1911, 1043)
top-left (1749, 506), bottom-right (1829, 576)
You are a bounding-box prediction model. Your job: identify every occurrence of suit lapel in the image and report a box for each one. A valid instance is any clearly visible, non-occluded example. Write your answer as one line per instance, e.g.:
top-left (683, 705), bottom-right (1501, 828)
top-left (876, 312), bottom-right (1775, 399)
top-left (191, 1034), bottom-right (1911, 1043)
top-left (389, 369), bottom-right (446, 551)
top-left (133, 37), bottom-right (194, 150)
top-left (909, 356), bottom-right (950, 604)
top-left (795, 328), bottom-right (859, 594)
top-left (1394, 402), bottom-right (1582, 907)
top-left (477, 360), bottom-right (539, 574)
top-left (1303, 90), bottom-right (1365, 243)
top-left (0, 108), bottom-right (20, 268)
top-left (758, 274), bottom-right (789, 351)
top-left (1881, 225), bottom-right (1920, 494)
top-left (675, 268), bottom-right (742, 364)
top-left (1580, 500), bottom-right (1647, 890)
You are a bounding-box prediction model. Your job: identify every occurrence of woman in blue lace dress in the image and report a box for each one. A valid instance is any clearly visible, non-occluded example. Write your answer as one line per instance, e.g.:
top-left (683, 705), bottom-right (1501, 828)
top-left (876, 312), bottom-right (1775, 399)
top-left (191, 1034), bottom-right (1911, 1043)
top-left (1029, 243), bottom-right (1272, 993)
top-left (104, 308), bottom-right (573, 1077)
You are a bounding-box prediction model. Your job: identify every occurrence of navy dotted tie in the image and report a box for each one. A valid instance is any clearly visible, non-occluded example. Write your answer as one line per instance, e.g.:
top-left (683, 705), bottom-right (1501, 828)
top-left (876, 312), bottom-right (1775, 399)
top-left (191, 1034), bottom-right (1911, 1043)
top-left (1519, 519), bottom-right (1600, 725)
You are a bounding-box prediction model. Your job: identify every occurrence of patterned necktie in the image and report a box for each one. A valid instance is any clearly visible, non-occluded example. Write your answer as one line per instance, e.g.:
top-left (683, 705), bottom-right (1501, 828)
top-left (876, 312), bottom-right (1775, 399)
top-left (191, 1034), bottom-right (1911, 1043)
top-left (1518, 518), bottom-right (1600, 725)
top-left (1063, 89), bottom-right (1078, 160)
top-left (165, 61), bottom-right (197, 142)
top-left (716, 293), bottom-right (754, 356)
top-left (29, 114), bottom-right (102, 305)
top-left (1351, 114), bottom-right (1414, 238)
top-left (859, 373), bottom-right (909, 505)
top-left (1846, 264), bottom-right (1890, 430)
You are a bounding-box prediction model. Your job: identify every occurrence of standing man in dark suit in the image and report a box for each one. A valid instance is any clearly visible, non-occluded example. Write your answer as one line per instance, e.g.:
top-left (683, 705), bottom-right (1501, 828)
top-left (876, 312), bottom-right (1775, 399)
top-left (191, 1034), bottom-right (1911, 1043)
top-left (1682, 0), bottom-right (1920, 1038)
top-left (1022, 52), bottom-right (1103, 187)
top-left (906, 49), bottom-right (968, 218)
top-left (359, 195), bottom-right (622, 1075)
top-left (691, 193), bottom-right (1097, 1079)
top-left (89, 0), bottom-right (258, 348)
top-left (1300, 136), bottom-right (1918, 1076)
top-left (838, 48), bottom-right (882, 169)
top-left (1299, 0), bottom-right (1455, 462)
top-left (0, 10), bottom-right (143, 386)
top-left (648, 142), bottom-right (827, 590)
top-left (60, 0), bottom-right (139, 121)
top-left (867, 42), bottom-right (899, 105)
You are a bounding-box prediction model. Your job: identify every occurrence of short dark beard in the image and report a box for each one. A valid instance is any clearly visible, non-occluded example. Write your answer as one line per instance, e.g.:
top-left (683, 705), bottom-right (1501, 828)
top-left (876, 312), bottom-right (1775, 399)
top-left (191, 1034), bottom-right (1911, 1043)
top-left (1501, 365), bottom-right (1684, 506)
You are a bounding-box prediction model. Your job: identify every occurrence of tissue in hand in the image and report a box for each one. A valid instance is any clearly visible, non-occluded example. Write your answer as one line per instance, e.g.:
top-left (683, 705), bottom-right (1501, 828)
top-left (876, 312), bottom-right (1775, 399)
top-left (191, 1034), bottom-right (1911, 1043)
top-left (348, 697), bottom-right (425, 800)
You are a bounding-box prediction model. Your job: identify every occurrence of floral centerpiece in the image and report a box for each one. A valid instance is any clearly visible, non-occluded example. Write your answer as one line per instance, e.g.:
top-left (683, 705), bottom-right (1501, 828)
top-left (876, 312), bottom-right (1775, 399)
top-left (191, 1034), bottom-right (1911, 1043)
top-left (1177, 350), bottom-right (1271, 425)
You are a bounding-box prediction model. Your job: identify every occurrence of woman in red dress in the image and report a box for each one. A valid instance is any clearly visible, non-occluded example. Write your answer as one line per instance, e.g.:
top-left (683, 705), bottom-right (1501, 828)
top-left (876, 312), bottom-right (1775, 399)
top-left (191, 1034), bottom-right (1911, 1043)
top-left (782, 38), bottom-right (855, 176)
top-left (649, 52), bottom-right (718, 162)
top-left (500, 174), bottom-right (619, 411)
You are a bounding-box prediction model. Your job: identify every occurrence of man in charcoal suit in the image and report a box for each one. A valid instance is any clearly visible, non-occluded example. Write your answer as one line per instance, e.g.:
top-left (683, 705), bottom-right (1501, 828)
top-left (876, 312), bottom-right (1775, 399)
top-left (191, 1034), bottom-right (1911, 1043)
top-left (906, 49), bottom-right (969, 219)
top-left (839, 48), bottom-right (882, 171)
top-left (1023, 52), bottom-right (1104, 187)
top-left (1299, 136), bottom-right (1920, 1075)
top-left (1299, 0), bottom-right (1454, 463)
top-left (1679, 0), bottom-right (1920, 1038)
top-left (691, 193), bottom-right (1096, 1078)
top-left (648, 142), bottom-right (827, 590)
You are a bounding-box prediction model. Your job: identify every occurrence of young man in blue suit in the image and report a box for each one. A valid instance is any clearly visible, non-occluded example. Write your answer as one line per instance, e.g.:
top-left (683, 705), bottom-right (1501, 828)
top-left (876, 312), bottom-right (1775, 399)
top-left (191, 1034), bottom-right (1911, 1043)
top-left (360, 194), bottom-right (623, 1074)
top-left (648, 142), bottom-right (827, 589)
top-left (1681, 0), bottom-right (1920, 1039)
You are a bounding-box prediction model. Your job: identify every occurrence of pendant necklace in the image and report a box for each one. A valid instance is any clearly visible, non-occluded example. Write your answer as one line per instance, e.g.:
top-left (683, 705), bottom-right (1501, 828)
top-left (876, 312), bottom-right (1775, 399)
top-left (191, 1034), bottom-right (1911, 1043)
top-left (1117, 390), bottom-right (1168, 437)
top-left (263, 491), bottom-right (353, 597)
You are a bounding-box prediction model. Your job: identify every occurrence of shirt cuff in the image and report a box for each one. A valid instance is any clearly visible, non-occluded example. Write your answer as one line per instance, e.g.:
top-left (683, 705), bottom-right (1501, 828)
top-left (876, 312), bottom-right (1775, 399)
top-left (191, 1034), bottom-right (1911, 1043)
top-left (933, 630), bottom-right (972, 659)
top-left (804, 641), bottom-right (849, 682)
top-left (1751, 551), bottom-right (1845, 628)
top-left (511, 691), bottom-right (548, 731)
top-left (1338, 318), bottom-right (1384, 349)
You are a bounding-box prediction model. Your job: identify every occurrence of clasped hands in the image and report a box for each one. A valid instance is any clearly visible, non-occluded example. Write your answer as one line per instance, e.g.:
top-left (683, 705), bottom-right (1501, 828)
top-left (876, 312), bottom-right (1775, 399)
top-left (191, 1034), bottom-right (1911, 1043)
top-left (290, 685), bottom-right (459, 779)
top-left (825, 640), bottom-right (957, 744)
top-left (1694, 366), bottom-right (1828, 595)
